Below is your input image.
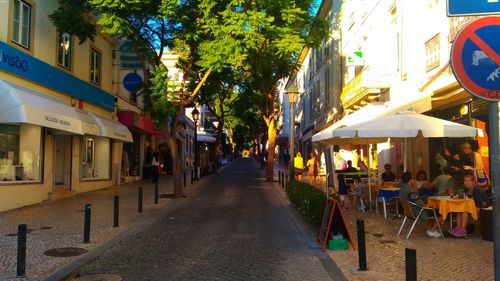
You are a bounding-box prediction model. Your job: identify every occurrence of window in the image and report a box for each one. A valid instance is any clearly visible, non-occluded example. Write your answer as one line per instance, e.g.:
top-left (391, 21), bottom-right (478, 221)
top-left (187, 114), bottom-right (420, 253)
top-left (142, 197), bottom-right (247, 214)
top-left (90, 48), bottom-right (101, 85)
top-left (325, 68), bottom-right (330, 107)
top-left (425, 34), bottom-right (440, 72)
top-left (81, 136), bottom-right (110, 180)
top-left (11, 0), bottom-right (31, 49)
top-left (0, 124), bottom-right (42, 183)
top-left (57, 32), bottom-right (72, 70)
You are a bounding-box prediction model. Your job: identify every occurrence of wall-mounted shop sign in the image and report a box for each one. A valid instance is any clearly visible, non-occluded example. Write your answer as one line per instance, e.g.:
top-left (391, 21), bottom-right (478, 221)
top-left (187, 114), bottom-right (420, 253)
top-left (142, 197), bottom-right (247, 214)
top-left (119, 40), bottom-right (142, 70)
top-left (346, 51), bottom-right (363, 66)
top-left (0, 41), bottom-right (115, 110)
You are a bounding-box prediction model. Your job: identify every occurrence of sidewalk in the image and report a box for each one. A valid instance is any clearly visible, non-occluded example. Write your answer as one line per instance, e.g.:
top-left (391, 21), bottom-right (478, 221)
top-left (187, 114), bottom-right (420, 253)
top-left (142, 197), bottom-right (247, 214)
top-left (0, 171), bottom-right (207, 281)
top-left (272, 165), bottom-right (494, 281)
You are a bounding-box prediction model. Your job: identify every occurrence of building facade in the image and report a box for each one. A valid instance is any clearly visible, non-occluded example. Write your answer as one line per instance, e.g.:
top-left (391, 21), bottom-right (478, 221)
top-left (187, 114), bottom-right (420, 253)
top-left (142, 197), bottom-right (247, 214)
top-left (0, 0), bottom-right (136, 212)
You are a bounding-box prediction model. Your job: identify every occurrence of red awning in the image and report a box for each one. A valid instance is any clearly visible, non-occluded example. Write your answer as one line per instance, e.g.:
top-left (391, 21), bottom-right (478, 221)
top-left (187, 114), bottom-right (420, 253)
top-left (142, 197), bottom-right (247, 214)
top-left (117, 110), bottom-right (162, 135)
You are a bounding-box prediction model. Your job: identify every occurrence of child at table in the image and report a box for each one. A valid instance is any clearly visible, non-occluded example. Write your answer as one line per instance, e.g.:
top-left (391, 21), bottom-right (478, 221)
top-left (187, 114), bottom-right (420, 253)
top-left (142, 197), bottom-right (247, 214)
top-left (449, 173), bottom-right (491, 238)
top-left (349, 175), bottom-right (366, 212)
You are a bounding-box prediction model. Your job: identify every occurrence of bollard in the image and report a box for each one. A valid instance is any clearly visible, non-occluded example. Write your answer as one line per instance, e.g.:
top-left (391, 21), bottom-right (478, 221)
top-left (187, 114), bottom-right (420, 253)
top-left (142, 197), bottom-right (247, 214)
top-left (183, 171), bottom-right (186, 188)
top-left (154, 182), bottom-right (159, 204)
top-left (357, 219), bottom-right (367, 271)
top-left (83, 204), bottom-right (91, 243)
top-left (191, 170), bottom-right (194, 185)
top-left (113, 196), bottom-right (119, 227)
top-left (17, 224), bottom-right (27, 277)
top-left (281, 174), bottom-right (285, 188)
top-left (279, 171), bottom-right (282, 185)
top-left (138, 187), bottom-right (143, 213)
top-left (285, 175), bottom-right (288, 184)
top-left (405, 248), bottom-right (417, 281)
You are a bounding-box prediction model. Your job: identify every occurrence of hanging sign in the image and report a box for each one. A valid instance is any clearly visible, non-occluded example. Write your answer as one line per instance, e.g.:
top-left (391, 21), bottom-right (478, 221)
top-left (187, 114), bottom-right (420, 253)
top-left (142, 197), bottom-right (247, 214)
top-left (447, 0), bottom-right (500, 17)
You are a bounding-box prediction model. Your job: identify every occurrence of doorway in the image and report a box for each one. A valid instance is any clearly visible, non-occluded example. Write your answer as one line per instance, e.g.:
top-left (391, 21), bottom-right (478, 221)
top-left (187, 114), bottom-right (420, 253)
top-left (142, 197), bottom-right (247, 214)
top-left (54, 135), bottom-right (72, 191)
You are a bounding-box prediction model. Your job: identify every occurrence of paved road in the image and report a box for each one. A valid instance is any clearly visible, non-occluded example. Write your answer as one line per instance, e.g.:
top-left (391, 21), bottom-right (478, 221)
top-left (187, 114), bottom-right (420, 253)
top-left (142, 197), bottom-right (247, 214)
top-left (75, 158), bottom-right (342, 281)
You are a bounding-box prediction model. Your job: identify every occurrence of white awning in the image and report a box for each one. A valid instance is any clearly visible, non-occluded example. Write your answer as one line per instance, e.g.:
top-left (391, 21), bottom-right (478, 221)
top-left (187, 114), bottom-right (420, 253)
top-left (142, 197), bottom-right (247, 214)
top-left (0, 80), bottom-right (84, 135)
top-left (89, 113), bottom-right (133, 142)
top-left (76, 110), bottom-right (100, 136)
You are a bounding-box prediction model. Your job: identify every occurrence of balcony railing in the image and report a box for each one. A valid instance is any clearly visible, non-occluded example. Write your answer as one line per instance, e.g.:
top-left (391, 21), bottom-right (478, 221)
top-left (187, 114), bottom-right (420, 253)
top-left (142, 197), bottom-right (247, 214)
top-left (340, 68), bottom-right (395, 109)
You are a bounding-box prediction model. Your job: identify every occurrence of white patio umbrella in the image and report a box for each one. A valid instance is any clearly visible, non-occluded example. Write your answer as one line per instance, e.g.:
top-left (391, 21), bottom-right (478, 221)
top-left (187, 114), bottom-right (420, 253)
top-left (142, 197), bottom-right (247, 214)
top-left (333, 110), bottom-right (478, 170)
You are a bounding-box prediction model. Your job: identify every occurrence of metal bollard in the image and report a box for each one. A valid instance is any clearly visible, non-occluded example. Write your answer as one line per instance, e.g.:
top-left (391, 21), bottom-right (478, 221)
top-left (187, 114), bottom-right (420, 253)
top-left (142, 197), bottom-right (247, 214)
top-left (183, 171), bottom-right (186, 188)
top-left (279, 171), bottom-right (282, 184)
top-left (191, 170), bottom-right (194, 184)
top-left (17, 224), bottom-right (27, 277)
top-left (113, 196), bottom-right (119, 227)
top-left (83, 204), bottom-right (91, 243)
top-left (285, 175), bottom-right (288, 184)
top-left (405, 248), bottom-right (417, 281)
top-left (138, 187), bottom-right (143, 213)
top-left (357, 219), bottom-right (367, 271)
top-left (154, 182), bottom-right (159, 204)
top-left (281, 174), bottom-right (285, 188)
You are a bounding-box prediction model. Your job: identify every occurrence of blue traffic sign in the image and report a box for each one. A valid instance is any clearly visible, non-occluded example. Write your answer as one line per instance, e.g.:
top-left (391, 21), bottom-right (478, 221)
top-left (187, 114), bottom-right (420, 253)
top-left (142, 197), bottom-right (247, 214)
top-left (123, 73), bottom-right (143, 92)
top-left (447, 0), bottom-right (500, 17)
top-left (451, 17), bottom-right (500, 101)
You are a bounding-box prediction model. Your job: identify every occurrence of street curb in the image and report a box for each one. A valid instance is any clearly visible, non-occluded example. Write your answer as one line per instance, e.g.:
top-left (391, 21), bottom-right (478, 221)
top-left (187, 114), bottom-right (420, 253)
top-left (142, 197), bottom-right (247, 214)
top-left (44, 163), bottom-right (232, 281)
top-left (271, 169), bottom-right (348, 281)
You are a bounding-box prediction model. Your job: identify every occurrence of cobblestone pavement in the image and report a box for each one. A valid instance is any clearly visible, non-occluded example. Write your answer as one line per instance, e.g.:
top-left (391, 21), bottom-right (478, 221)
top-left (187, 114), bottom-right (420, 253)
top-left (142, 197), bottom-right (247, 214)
top-left (75, 158), bottom-right (341, 281)
top-left (0, 173), bottom-right (194, 281)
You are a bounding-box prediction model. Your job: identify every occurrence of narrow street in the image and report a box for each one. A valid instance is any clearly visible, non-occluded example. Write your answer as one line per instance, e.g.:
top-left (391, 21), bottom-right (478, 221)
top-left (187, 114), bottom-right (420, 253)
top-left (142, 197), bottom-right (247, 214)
top-left (74, 158), bottom-right (344, 281)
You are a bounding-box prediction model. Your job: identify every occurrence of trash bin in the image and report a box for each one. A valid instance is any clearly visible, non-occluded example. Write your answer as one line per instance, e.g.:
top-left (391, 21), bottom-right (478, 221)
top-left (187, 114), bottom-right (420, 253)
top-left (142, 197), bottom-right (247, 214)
top-left (480, 208), bottom-right (493, 242)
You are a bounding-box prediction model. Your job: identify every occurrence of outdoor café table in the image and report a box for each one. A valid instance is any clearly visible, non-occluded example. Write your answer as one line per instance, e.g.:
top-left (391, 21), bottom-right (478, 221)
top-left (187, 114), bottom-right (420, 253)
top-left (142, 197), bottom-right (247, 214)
top-left (376, 187), bottom-right (400, 219)
top-left (427, 196), bottom-right (478, 225)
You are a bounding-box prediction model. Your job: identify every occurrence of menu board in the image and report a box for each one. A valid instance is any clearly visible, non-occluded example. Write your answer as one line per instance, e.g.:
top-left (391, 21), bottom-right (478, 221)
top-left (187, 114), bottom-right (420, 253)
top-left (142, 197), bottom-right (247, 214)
top-left (317, 198), bottom-right (356, 250)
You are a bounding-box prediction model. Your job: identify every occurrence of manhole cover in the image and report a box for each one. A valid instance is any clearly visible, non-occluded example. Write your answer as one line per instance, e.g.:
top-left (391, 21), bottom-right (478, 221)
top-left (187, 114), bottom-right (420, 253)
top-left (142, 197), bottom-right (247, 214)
top-left (379, 240), bottom-right (397, 244)
top-left (43, 247), bottom-right (88, 257)
top-left (74, 274), bottom-right (123, 281)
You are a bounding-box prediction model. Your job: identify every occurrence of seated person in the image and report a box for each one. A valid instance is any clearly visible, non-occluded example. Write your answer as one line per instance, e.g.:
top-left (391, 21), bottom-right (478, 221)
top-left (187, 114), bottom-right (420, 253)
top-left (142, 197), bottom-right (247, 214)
top-left (431, 167), bottom-right (454, 195)
top-left (399, 172), bottom-right (443, 238)
top-left (450, 173), bottom-right (491, 238)
top-left (381, 163), bottom-right (396, 183)
top-left (349, 175), bottom-right (366, 212)
top-left (415, 170), bottom-right (433, 189)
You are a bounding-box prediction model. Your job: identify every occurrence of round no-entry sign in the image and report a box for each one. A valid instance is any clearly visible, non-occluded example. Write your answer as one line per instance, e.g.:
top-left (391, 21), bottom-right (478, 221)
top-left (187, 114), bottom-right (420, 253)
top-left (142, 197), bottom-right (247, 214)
top-left (451, 16), bottom-right (500, 101)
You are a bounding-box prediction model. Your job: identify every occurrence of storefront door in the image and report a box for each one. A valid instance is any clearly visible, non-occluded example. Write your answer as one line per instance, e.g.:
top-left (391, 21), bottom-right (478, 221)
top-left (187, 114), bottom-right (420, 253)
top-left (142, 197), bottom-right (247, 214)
top-left (54, 135), bottom-right (72, 191)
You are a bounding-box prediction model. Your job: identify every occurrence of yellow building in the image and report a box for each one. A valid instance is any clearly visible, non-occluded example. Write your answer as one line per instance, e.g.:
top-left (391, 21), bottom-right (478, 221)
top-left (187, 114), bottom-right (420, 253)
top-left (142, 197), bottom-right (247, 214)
top-left (0, 0), bottom-right (135, 212)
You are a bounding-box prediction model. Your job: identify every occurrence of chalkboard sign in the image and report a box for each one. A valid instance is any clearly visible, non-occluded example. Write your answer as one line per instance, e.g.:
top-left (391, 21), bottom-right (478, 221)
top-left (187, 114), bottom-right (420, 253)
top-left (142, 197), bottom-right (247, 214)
top-left (324, 148), bottom-right (334, 187)
top-left (317, 199), bottom-right (356, 250)
top-left (318, 199), bottom-right (335, 247)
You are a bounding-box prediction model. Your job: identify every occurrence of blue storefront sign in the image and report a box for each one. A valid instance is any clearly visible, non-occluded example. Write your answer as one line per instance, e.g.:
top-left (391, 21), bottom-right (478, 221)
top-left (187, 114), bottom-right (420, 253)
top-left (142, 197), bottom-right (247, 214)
top-left (447, 0), bottom-right (500, 17)
top-left (0, 41), bottom-right (115, 110)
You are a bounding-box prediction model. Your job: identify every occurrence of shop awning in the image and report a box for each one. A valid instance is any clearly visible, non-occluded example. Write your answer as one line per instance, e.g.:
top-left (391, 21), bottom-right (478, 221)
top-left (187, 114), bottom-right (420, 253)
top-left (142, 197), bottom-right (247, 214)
top-left (117, 110), bottom-right (162, 135)
top-left (0, 79), bottom-right (84, 135)
top-left (89, 113), bottom-right (133, 142)
top-left (197, 131), bottom-right (216, 143)
top-left (76, 110), bottom-right (100, 136)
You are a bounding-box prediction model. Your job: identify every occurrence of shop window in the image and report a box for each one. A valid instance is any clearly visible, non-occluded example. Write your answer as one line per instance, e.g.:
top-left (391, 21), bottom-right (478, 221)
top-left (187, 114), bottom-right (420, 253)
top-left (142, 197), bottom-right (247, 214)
top-left (90, 48), bottom-right (101, 85)
top-left (0, 124), bottom-right (42, 183)
top-left (81, 136), bottom-right (110, 180)
top-left (57, 32), bottom-right (72, 70)
top-left (11, 0), bottom-right (31, 49)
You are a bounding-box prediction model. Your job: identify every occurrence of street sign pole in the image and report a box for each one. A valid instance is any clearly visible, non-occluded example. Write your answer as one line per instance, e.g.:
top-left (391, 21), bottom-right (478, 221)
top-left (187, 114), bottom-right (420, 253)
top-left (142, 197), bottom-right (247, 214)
top-left (490, 101), bottom-right (500, 281)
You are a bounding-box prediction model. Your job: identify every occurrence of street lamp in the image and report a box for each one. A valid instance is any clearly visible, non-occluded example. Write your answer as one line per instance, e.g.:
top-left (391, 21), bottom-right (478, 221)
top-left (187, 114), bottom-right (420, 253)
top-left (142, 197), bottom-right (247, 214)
top-left (286, 84), bottom-right (299, 180)
top-left (191, 108), bottom-right (200, 180)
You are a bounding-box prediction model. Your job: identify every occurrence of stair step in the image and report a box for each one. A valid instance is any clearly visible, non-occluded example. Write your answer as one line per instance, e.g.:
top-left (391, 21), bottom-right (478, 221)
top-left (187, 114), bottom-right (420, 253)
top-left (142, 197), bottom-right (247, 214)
top-left (48, 190), bottom-right (76, 201)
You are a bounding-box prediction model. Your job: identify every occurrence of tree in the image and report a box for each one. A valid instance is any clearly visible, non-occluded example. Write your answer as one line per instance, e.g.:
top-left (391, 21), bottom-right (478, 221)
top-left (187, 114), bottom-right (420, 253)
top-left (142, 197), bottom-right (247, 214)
top-left (196, 0), bottom-right (328, 181)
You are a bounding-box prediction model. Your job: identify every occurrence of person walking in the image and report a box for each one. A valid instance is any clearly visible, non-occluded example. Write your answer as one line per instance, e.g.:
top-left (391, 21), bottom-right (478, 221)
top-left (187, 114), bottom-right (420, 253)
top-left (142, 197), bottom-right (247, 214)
top-left (294, 152), bottom-right (304, 181)
top-left (151, 148), bottom-right (161, 183)
top-left (306, 153), bottom-right (319, 185)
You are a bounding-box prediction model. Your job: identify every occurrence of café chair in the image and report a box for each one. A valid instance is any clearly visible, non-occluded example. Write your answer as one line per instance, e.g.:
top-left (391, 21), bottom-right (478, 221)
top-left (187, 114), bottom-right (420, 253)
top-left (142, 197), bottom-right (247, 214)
top-left (398, 200), bottom-right (444, 240)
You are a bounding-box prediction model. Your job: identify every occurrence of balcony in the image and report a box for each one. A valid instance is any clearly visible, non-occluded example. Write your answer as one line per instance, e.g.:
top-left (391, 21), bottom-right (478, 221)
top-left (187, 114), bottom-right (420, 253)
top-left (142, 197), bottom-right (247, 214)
top-left (340, 68), bottom-right (396, 110)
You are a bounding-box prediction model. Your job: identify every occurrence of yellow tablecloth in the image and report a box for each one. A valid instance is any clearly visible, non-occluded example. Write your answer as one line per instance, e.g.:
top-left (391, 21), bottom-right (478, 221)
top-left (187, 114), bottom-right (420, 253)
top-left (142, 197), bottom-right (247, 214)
top-left (427, 197), bottom-right (477, 221)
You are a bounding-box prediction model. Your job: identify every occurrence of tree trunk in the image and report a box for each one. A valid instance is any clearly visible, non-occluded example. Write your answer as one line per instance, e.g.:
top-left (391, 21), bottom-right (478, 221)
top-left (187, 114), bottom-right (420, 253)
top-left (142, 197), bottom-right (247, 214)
top-left (266, 120), bottom-right (276, 182)
top-left (164, 124), bottom-right (183, 198)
